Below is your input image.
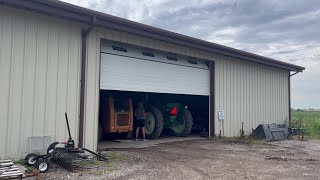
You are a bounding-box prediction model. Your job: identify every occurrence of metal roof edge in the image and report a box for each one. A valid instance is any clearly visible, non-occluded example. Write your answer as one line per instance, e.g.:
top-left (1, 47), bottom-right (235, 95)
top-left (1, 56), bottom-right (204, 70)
top-left (0, 0), bottom-right (305, 72)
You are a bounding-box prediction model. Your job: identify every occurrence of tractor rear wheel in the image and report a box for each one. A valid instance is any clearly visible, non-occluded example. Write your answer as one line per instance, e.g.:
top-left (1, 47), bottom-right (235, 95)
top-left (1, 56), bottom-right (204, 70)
top-left (145, 107), bottom-right (163, 139)
top-left (171, 109), bottom-right (193, 137)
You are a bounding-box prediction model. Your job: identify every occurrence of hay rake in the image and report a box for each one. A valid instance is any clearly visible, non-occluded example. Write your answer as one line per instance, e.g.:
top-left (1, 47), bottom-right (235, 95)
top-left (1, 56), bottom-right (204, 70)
top-left (25, 113), bottom-right (107, 172)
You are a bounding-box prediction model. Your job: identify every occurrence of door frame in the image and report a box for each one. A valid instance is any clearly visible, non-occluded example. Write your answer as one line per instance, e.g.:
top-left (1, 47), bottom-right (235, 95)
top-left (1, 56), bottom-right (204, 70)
top-left (95, 38), bottom-right (216, 148)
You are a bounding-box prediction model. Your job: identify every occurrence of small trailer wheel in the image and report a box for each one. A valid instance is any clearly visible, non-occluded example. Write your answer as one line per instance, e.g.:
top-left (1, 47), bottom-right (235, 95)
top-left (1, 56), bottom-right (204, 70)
top-left (35, 159), bottom-right (50, 173)
top-left (25, 153), bottom-right (38, 166)
top-left (47, 142), bottom-right (59, 154)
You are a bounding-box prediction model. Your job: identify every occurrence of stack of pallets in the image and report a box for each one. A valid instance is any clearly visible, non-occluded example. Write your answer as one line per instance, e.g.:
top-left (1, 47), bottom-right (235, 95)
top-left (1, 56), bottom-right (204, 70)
top-left (0, 160), bottom-right (23, 179)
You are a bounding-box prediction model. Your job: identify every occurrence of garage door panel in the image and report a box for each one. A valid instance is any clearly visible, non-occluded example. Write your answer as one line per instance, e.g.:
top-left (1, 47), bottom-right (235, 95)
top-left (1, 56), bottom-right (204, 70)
top-left (100, 53), bottom-right (209, 95)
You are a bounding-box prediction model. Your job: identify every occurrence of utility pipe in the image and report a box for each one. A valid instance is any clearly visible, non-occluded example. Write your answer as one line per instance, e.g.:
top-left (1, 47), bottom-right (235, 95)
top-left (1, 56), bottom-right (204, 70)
top-left (78, 17), bottom-right (96, 148)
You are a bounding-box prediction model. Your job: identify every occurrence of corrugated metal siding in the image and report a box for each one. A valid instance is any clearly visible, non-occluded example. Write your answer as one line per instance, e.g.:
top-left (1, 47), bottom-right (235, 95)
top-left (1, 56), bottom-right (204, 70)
top-left (99, 50), bottom-right (210, 95)
top-left (214, 58), bottom-right (289, 136)
top-left (0, 5), bottom-right (289, 157)
top-left (0, 6), bottom-right (82, 158)
top-left (85, 28), bottom-right (289, 151)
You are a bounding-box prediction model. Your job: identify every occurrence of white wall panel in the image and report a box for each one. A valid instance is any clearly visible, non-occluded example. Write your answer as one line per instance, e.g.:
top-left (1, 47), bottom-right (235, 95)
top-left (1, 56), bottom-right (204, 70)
top-left (0, 6), bottom-right (82, 159)
top-left (100, 53), bottom-right (210, 95)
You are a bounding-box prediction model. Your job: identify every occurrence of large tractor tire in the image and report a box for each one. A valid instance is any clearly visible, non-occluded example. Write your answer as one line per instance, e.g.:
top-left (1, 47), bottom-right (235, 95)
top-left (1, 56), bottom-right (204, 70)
top-left (171, 109), bottom-right (193, 137)
top-left (145, 107), bottom-right (164, 139)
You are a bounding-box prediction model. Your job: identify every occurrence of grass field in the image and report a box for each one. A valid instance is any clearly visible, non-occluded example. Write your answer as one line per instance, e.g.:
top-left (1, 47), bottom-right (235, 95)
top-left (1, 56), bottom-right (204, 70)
top-left (291, 110), bottom-right (320, 139)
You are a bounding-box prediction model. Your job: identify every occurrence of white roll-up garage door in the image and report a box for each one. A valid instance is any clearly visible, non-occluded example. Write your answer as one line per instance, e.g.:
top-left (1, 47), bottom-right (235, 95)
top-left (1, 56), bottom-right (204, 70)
top-left (100, 40), bottom-right (210, 96)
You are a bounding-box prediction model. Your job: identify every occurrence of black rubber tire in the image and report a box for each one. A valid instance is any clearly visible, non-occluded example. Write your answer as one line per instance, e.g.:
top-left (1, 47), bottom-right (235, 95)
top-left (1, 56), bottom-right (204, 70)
top-left (25, 153), bottom-right (38, 166)
top-left (172, 109), bottom-right (193, 137)
top-left (146, 106), bottom-right (164, 139)
top-left (35, 158), bottom-right (50, 173)
top-left (47, 142), bottom-right (59, 154)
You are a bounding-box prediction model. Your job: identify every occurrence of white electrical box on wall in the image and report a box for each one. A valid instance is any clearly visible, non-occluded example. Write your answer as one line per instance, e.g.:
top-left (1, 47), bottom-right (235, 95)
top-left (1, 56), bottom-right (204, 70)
top-left (218, 110), bottom-right (225, 121)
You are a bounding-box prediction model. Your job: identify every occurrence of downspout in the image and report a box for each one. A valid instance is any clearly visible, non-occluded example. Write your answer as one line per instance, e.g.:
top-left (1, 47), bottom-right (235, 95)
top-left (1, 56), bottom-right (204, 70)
top-left (79, 17), bottom-right (96, 148)
top-left (288, 71), bottom-right (300, 127)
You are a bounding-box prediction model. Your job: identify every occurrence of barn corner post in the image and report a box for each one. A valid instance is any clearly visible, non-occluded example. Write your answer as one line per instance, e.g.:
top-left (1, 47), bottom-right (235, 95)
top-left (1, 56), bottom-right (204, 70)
top-left (288, 72), bottom-right (291, 127)
top-left (288, 71), bottom-right (300, 127)
top-left (209, 61), bottom-right (215, 137)
top-left (79, 17), bottom-right (96, 148)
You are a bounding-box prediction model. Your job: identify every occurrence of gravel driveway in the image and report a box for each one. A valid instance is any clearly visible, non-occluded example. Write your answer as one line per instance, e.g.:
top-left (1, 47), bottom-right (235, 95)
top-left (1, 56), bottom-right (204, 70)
top-left (39, 139), bottom-right (320, 180)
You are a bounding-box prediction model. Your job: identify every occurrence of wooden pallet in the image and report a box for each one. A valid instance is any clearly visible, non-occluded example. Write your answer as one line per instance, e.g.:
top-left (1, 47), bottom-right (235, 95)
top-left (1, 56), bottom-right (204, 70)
top-left (0, 160), bottom-right (23, 179)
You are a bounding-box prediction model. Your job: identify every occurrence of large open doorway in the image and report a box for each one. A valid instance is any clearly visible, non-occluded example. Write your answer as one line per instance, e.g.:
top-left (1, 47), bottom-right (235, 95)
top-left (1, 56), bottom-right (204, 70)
top-left (98, 90), bottom-right (209, 138)
top-left (98, 39), bottom-right (211, 149)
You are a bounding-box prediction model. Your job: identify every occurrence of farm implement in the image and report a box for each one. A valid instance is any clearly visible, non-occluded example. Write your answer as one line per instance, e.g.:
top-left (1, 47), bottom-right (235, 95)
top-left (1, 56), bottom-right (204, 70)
top-left (25, 113), bottom-right (107, 172)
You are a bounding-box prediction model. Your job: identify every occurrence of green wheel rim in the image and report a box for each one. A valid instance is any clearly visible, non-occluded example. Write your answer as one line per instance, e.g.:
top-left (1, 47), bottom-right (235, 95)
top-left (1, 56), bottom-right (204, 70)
top-left (145, 112), bottom-right (156, 135)
top-left (170, 121), bottom-right (185, 134)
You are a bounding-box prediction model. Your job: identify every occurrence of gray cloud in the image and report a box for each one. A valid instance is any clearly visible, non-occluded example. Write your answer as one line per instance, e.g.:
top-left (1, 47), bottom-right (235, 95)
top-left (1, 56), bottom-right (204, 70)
top-left (63, 0), bottom-right (320, 108)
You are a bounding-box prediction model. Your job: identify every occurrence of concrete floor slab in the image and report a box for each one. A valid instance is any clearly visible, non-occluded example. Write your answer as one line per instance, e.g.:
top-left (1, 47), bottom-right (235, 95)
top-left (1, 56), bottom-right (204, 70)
top-left (98, 135), bottom-right (206, 150)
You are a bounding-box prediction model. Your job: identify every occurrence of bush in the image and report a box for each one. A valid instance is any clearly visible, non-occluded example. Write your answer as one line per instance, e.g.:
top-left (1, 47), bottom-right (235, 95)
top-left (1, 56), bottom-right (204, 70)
top-left (291, 111), bottom-right (320, 139)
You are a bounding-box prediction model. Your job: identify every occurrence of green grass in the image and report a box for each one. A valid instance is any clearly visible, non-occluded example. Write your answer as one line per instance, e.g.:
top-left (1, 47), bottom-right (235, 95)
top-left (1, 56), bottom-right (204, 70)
top-left (66, 151), bottom-right (128, 175)
top-left (291, 110), bottom-right (320, 139)
top-left (108, 152), bottom-right (128, 161)
top-left (13, 159), bottom-right (34, 171)
top-left (12, 151), bottom-right (128, 173)
top-left (78, 151), bottom-right (127, 166)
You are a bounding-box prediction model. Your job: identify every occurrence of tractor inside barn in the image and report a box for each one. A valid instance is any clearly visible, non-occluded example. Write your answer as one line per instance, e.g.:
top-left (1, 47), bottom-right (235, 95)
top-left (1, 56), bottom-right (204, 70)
top-left (98, 90), bottom-right (209, 141)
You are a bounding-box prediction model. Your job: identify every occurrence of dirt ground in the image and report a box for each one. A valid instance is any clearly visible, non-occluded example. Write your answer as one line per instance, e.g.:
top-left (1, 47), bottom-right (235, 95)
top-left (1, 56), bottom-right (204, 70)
top-left (39, 139), bottom-right (320, 180)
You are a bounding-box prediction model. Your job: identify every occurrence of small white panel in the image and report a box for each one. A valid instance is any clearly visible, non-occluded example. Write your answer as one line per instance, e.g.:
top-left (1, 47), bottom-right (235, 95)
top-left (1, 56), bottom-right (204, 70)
top-left (218, 110), bottom-right (225, 120)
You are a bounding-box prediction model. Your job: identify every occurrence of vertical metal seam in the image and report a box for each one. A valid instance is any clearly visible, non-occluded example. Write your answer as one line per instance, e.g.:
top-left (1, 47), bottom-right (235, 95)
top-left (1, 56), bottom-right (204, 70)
top-left (266, 68), bottom-right (268, 122)
top-left (31, 15), bottom-right (39, 138)
top-left (18, 12), bottom-right (27, 157)
top-left (242, 63), bottom-right (245, 133)
top-left (259, 66), bottom-right (263, 124)
top-left (231, 62), bottom-right (234, 134)
top-left (66, 22), bottom-right (71, 140)
top-left (246, 64), bottom-right (249, 131)
top-left (5, 10), bottom-right (15, 156)
top-left (238, 62), bottom-right (241, 134)
top-left (75, 26), bottom-right (81, 143)
top-left (70, 26), bottom-right (77, 142)
top-left (228, 58), bottom-right (233, 135)
top-left (0, 7), bottom-right (3, 157)
top-left (223, 61), bottom-right (226, 136)
top-left (43, 18), bottom-right (50, 139)
top-left (54, 22), bottom-right (61, 142)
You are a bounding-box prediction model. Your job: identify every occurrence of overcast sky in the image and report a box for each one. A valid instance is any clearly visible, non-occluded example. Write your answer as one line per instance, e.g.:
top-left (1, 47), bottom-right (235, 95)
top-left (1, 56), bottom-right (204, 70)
top-left (62, 0), bottom-right (320, 109)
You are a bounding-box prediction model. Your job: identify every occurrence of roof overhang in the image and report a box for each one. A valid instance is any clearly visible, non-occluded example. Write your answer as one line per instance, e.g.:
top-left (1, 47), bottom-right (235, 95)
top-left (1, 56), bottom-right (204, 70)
top-left (0, 0), bottom-right (305, 72)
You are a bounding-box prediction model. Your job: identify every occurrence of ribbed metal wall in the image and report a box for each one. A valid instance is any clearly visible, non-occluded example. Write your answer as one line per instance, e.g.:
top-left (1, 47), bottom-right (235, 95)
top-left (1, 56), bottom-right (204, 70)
top-left (215, 58), bottom-right (289, 136)
top-left (0, 6), bottom-right (82, 158)
top-left (0, 5), bottom-right (290, 158)
top-left (84, 28), bottom-right (289, 151)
